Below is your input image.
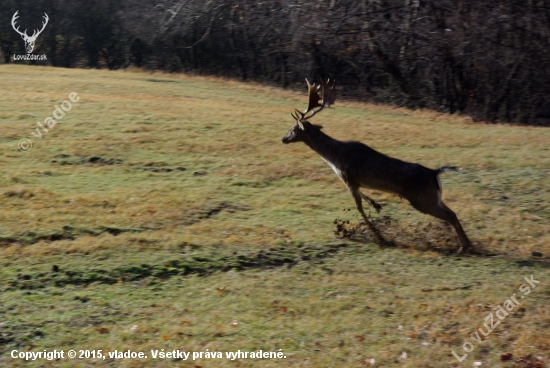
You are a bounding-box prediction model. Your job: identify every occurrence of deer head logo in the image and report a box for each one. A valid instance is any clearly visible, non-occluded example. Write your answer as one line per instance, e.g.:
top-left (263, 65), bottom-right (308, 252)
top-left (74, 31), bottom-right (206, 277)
top-left (11, 10), bottom-right (49, 54)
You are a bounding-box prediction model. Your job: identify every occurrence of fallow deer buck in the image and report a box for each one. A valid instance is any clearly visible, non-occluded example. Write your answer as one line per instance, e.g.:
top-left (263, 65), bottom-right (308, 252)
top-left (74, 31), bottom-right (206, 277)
top-left (281, 79), bottom-right (471, 253)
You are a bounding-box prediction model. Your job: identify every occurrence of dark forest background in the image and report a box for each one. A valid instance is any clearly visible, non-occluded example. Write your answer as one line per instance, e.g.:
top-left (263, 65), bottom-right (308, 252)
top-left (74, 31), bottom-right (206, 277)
top-left (1, 0), bottom-right (550, 125)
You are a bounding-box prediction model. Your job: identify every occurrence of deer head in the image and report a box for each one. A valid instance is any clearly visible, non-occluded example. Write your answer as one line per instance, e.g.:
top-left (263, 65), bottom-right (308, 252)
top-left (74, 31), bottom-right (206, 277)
top-left (281, 78), bottom-right (336, 144)
top-left (11, 11), bottom-right (49, 54)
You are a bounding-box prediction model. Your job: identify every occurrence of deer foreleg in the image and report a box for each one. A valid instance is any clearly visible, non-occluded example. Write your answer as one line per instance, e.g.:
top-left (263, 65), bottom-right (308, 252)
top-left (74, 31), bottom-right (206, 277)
top-left (349, 187), bottom-right (386, 244)
top-left (359, 191), bottom-right (382, 213)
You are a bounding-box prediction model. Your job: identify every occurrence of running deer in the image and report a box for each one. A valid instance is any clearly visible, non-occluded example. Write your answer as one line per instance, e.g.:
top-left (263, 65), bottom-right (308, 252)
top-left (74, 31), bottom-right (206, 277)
top-left (281, 79), bottom-right (471, 253)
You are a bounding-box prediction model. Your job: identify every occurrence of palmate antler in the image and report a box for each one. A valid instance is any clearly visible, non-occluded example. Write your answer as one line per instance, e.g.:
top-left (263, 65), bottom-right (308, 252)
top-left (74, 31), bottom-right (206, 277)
top-left (291, 78), bottom-right (336, 124)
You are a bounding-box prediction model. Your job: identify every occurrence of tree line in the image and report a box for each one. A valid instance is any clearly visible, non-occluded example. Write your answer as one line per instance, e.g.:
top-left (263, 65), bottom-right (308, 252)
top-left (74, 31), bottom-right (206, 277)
top-left (1, 0), bottom-right (549, 125)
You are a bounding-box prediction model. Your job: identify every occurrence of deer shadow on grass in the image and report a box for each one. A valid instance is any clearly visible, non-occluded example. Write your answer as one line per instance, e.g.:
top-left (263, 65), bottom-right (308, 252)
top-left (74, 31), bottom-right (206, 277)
top-left (333, 215), bottom-right (492, 257)
top-left (335, 217), bottom-right (550, 271)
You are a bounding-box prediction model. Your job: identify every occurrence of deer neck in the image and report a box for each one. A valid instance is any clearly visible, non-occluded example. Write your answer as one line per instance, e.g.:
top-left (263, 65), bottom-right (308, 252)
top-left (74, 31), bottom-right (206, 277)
top-left (302, 128), bottom-right (343, 166)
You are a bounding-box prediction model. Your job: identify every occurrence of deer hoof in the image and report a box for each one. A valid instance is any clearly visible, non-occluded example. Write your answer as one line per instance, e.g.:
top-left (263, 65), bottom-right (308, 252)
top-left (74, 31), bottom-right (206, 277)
top-left (371, 202), bottom-right (382, 213)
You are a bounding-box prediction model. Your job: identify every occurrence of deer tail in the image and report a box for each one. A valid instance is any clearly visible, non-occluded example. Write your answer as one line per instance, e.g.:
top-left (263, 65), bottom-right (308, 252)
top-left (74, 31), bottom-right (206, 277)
top-left (436, 166), bottom-right (459, 175)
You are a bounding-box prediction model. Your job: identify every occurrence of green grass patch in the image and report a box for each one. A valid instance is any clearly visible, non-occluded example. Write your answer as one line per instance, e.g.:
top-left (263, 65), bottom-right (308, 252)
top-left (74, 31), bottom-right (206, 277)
top-left (0, 65), bottom-right (549, 367)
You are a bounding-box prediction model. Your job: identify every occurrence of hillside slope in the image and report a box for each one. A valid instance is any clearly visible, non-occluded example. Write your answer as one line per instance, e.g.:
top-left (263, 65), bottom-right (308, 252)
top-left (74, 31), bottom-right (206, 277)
top-left (0, 65), bottom-right (549, 367)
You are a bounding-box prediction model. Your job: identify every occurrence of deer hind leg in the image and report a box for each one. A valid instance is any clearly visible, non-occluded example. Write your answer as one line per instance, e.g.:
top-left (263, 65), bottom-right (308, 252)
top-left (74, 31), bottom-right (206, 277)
top-left (359, 191), bottom-right (382, 213)
top-left (409, 196), bottom-right (471, 253)
top-left (349, 187), bottom-right (386, 244)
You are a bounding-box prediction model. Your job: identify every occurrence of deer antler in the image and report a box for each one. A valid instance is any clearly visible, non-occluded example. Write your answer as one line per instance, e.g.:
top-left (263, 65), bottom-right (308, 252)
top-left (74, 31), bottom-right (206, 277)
top-left (290, 109), bottom-right (305, 129)
top-left (31, 13), bottom-right (49, 39)
top-left (11, 11), bottom-right (27, 38)
top-left (11, 11), bottom-right (48, 39)
top-left (294, 78), bottom-right (336, 122)
top-left (320, 78), bottom-right (336, 108)
top-left (304, 78), bottom-right (322, 113)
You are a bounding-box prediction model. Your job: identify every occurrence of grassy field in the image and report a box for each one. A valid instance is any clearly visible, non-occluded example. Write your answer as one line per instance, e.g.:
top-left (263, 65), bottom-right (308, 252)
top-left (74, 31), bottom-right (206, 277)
top-left (0, 64), bottom-right (549, 367)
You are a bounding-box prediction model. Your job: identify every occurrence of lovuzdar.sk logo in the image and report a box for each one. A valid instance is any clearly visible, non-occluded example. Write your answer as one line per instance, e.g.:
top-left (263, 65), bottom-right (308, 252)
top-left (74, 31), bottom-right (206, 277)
top-left (11, 10), bottom-right (49, 61)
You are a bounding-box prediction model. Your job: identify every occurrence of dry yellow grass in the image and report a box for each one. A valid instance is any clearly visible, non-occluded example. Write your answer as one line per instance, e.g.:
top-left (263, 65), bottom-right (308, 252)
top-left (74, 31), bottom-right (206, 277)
top-left (0, 65), bottom-right (549, 367)
top-left (1, 65), bottom-right (548, 257)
